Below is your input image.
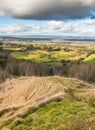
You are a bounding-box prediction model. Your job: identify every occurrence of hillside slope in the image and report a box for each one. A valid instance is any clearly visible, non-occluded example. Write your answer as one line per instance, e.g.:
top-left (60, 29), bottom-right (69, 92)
top-left (0, 76), bottom-right (95, 130)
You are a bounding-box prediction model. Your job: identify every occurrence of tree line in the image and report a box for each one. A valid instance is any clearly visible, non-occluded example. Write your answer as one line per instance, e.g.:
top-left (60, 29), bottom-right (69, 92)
top-left (0, 56), bottom-right (95, 83)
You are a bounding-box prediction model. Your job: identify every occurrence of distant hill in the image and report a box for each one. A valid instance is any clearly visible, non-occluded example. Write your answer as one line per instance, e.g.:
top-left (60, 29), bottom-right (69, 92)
top-left (0, 35), bottom-right (95, 42)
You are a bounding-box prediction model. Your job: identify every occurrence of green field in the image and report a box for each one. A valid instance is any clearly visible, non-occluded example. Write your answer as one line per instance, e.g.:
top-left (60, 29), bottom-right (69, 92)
top-left (84, 54), bottom-right (95, 62)
top-left (10, 50), bottom-right (76, 64)
top-left (1, 40), bottom-right (95, 64)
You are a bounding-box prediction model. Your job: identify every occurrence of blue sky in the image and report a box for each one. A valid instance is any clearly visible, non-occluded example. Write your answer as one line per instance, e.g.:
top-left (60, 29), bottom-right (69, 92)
top-left (0, 0), bottom-right (95, 37)
top-left (0, 16), bottom-right (43, 25)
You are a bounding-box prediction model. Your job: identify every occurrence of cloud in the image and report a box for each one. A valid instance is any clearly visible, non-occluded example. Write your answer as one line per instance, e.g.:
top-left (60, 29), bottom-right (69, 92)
top-left (0, 0), bottom-right (95, 20)
top-left (0, 24), bottom-right (42, 34)
top-left (81, 19), bottom-right (95, 25)
top-left (0, 19), bottom-right (95, 36)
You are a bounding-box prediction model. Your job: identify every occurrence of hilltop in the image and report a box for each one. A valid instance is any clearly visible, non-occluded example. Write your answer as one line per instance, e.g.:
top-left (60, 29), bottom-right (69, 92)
top-left (0, 76), bottom-right (95, 130)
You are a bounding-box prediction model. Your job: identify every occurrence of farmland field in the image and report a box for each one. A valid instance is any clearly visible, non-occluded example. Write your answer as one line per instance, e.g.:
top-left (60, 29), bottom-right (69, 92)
top-left (1, 40), bottom-right (95, 65)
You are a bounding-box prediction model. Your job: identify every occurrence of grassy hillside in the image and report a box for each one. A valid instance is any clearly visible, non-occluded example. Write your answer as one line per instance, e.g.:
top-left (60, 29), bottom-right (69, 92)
top-left (0, 76), bottom-right (95, 130)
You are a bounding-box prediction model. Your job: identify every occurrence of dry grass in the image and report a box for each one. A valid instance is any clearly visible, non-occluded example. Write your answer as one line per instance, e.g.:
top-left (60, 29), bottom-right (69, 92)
top-left (0, 76), bottom-right (66, 126)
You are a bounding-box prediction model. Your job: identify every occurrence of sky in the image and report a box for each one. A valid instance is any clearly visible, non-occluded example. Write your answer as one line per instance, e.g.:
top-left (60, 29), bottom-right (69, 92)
top-left (0, 0), bottom-right (95, 37)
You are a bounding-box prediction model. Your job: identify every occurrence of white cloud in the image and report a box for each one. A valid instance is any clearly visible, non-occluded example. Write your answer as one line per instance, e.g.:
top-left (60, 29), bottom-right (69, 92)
top-left (47, 21), bottom-right (63, 30)
top-left (81, 19), bottom-right (95, 25)
top-left (0, 19), bottom-right (95, 37)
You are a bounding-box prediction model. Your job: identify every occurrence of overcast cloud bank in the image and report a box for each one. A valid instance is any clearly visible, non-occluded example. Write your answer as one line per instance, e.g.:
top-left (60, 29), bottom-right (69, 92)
top-left (0, 0), bottom-right (95, 20)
